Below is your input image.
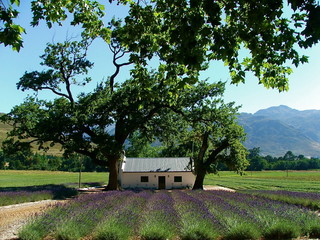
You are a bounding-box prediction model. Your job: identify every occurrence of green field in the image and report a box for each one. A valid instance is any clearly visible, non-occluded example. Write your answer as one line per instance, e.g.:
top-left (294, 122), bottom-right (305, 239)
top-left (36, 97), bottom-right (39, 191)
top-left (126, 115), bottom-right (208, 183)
top-left (0, 170), bottom-right (108, 188)
top-left (205, 170), bottom-right (320, 192)
top-left (1, 170), bottom-right (320, 192)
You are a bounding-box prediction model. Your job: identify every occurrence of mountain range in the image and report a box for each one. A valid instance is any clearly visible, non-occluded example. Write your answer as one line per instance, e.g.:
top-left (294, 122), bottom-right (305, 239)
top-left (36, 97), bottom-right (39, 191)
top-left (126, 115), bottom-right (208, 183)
top-left (238, 105), bottom-right (320, 157)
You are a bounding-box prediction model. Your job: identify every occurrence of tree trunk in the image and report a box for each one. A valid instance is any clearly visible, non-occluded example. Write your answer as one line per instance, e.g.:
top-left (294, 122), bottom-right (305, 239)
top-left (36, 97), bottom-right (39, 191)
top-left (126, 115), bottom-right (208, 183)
top-left (192, 169), bottom-right (206, 190)
top-left (192, 132), bottom-right (209, 190)
top-left (105, 157), bottom-right (119, 190)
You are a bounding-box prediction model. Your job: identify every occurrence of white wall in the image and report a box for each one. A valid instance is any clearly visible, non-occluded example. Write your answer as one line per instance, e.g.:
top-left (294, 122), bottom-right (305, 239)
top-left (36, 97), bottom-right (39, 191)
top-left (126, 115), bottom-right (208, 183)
top-left (119, 172), bottom-right (195, 189)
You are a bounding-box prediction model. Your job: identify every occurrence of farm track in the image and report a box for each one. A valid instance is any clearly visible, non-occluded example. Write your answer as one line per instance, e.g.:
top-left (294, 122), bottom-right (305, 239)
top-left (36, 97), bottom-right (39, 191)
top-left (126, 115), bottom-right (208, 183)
top-left (0, 200), bottom-right (60, 240)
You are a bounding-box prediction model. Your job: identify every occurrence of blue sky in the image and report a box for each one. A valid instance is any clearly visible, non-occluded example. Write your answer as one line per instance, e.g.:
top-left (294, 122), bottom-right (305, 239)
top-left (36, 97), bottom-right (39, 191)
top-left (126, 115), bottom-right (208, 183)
top-left (1, 2), bottom-right (320, 114)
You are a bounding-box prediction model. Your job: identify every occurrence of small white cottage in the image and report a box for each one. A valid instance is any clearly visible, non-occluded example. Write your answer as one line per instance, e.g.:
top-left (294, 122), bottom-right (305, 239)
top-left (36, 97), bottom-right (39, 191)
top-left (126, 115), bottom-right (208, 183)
top-left (118, 157), bottom-right (195, 189)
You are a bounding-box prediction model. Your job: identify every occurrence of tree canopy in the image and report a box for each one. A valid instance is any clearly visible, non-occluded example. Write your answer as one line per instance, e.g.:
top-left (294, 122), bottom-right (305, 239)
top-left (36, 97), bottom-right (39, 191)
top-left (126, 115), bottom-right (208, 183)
top-left (142, 81), bottom-right (248, 189)
top-left (2, 0), bottom-right (320, 190)
top-left (1, 0), bottom-right (320, 90)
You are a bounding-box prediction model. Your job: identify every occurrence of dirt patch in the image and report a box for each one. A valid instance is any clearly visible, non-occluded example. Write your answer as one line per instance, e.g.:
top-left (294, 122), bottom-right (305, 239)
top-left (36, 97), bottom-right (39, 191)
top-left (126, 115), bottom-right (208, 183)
top-left (203, 185), bottom-right (235, 192)
top-left (0, 200), bottom-right (60, 240)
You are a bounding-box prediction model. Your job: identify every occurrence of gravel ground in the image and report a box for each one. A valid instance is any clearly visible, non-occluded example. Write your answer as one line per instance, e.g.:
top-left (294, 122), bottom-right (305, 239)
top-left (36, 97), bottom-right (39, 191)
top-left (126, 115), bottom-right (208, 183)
top-left (0, 200), bottom-right (59, 240)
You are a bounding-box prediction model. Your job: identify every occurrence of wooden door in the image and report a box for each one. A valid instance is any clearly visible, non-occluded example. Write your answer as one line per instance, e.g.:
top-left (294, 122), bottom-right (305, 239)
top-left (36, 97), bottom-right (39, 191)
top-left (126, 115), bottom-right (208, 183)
top-left (158, 176), bottom-right (166, 189)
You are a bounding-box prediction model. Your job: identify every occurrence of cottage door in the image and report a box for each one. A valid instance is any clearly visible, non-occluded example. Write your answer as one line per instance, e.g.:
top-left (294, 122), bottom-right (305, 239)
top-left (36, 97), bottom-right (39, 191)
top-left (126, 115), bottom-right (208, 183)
top-left (158, 176), bottom-right (166, 189)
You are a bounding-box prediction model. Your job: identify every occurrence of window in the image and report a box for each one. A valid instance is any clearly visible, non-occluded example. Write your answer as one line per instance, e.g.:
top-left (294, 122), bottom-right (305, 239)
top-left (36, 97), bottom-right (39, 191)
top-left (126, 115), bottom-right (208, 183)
top-left (174, 176), bottom-right (182, 182)
top-left (141, 176), bottom-right (149, 182)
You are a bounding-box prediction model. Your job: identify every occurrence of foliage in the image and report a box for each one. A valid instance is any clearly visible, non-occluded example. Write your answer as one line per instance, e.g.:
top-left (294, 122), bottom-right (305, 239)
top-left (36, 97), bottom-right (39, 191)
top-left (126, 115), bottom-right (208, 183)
top-left (2, 0), bottom-right (319, 89)
top-left (19, 190), bottom-right (320, 240)
top-left (0, 0), bottom-right (25, 51)
top-left (0, 150), bottom-right (105, 172)
top-left (117, 0), bottom-right (320, 91)
top-left (125, 132), bottom-right (164, 158)
top-left (0, 0), bottom-right (109, 51)
top-left (247, 148), bottom-right (320, 171)
top-left (151, 82), bottom-right (248, 189)
top-left (263, 221), bottom-right (300, 240)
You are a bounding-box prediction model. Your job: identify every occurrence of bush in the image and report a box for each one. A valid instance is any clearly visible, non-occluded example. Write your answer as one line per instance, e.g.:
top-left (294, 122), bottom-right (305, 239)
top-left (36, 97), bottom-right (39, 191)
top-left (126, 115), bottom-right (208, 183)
top-left (264, 222), bottom-right (300, 240)
top-left (223, 223), bottom-right (260, 240)
top-left (93, 221), bottom-right (131, 240)
top-left (140, 223), bottom-right (172, 240)
top-left (180, 222), bottom-right (218, 240)
top-left (308, 225), bottom-right (320, 238)
top-left (19, 227), bottom-right (44, 240)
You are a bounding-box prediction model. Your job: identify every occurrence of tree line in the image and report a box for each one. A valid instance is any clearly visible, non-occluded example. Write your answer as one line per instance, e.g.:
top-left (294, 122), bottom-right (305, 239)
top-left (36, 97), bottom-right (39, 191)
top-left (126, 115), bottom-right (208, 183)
top-left (2, 145), bottom-right (320, 172)
top-left (246, 148), bottom-right (320, 171)
top-left (0, 151), bottom-right (105, 172)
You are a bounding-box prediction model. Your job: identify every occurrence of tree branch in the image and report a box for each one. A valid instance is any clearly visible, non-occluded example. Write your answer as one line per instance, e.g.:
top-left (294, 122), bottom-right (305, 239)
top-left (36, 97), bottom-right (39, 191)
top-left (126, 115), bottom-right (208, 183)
top-left (40, 86), bottom-right (71, 100)
top-left (109, 42), bottom-right (131, 93)
top-left (205, 139), bottom-right (230, 168)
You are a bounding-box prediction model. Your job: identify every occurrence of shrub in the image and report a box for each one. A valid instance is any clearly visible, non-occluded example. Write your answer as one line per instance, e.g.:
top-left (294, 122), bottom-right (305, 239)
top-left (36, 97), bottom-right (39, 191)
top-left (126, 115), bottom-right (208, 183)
top-left (54, 221), bottom-right (87, 240)
top-left (140, 223), bottom-right (173, 240)
top-left (308, 225), bottom-right (320, 238)
top-left (93, 221), bottom-right (131, 240)
top-left (223, 223), bottom-right (260, 240)
top-left (19, 225), bottom-right (45, 240)
top-left (264, 221), bottom-right (300, 240)
top-left (180, 222), bottom-right (218, 240)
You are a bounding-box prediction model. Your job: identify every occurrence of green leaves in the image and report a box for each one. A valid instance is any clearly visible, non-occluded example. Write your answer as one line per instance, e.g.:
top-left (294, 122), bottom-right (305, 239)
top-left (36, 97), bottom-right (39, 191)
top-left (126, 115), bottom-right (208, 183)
top-left (31, 0), bottom-right (107, 40)
top-left (0, 0), bottom-right (25, 51)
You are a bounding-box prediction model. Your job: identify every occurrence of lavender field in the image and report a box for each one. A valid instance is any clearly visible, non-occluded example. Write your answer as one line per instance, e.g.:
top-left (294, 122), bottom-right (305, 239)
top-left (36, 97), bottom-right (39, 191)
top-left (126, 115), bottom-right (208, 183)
top-left (0, 185), bottom-right (77, 206)
top-left (19, 190), bottom-right (320, 240)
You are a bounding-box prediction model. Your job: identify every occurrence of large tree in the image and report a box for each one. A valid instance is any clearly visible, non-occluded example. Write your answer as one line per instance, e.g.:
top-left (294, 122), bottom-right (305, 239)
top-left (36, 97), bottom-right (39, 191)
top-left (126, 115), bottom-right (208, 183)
top-left (1, 36), bottom-right (217, 189)
top-left (152, 81), bottom-right (248, 189)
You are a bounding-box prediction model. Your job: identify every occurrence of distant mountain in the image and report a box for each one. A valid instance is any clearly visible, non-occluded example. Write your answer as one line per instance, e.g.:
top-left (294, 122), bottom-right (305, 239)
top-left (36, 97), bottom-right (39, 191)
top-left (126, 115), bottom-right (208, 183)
top-left (238, 105), bottom-right (320, 157)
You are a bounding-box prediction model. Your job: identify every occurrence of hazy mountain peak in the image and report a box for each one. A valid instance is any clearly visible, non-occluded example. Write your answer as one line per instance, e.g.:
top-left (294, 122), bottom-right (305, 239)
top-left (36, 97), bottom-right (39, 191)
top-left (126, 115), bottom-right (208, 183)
top-left (239, 106), bottom-right (320, 157)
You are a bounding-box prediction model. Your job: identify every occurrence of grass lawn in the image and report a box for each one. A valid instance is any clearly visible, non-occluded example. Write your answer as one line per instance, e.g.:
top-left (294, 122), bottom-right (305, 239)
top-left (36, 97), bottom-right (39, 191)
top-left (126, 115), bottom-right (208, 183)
top-left (205, 170), bottom-right (320, 192)
top-left (0, 171), bottom-right (108, 206)
top-left (0, 170), bottom-right (108, 188)
top-left (1, 170), bottom-right (320, 192)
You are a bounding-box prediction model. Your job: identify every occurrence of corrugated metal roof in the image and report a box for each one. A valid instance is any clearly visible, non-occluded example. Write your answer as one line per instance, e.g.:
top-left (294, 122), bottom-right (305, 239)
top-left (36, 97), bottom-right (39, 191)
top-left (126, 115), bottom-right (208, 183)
top-left (122, 157), bottom-right (192, 172)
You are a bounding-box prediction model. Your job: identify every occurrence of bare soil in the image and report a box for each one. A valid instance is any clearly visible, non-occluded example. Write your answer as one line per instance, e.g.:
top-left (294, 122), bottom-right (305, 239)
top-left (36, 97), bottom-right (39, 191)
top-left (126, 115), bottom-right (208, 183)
top-left (203, 185), bottom-right (236, 192)
top-left (0, 200), bottom-right (59, 240)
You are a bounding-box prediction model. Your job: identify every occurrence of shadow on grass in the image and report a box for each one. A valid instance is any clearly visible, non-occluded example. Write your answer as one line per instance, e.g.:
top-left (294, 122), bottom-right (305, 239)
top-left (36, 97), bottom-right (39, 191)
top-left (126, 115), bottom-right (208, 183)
top-left (0, 184), bottom-right (99, 200)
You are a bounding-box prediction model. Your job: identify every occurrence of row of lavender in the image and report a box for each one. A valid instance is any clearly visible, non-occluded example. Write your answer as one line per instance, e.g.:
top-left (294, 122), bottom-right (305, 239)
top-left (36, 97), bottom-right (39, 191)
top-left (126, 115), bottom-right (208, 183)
top-left (0, 185), bottom-right (77, 206)
top-left (19, 190), bottom-right (320, 240)
top-left (243, 189), bottom-right (320, 210)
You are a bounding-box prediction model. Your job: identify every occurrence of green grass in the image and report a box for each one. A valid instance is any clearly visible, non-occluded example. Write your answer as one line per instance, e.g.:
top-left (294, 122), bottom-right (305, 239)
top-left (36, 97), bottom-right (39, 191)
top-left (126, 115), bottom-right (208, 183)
top-left (0, 170), bottom-right (108, 188)
top-left (0, 170), bottom-right (108, 206)
top-left (2, 170), bottom-right (320, 192)
top-left (204, 170), bottom-right (320, 192)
